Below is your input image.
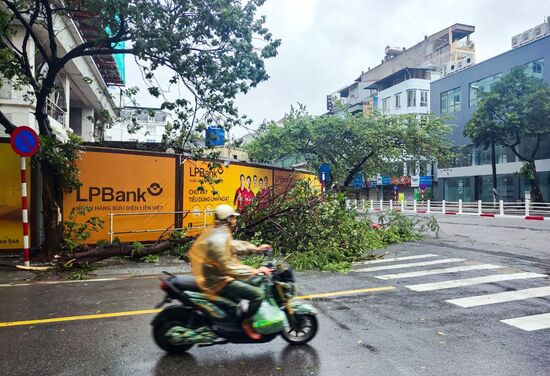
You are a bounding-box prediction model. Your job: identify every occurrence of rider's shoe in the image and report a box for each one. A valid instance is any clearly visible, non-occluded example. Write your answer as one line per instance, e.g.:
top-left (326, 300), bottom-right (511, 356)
top-left (242, 319), bottom-right (262, 340)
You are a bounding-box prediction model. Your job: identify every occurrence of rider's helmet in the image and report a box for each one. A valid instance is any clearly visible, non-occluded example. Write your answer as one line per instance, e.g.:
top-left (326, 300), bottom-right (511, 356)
top-left (214, 204), bottom-right (240, 222)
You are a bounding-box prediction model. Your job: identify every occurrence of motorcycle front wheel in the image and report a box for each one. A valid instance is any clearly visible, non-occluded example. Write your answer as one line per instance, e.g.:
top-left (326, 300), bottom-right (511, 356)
top-left (281, 314), bottom-right (318, 345)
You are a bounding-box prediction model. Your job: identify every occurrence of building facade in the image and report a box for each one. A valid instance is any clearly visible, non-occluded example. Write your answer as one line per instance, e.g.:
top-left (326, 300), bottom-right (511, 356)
top-left (0, 10), bottom-right (121, 142)
top-left (327, 24), bottom-right (476, 115)
top-left (431, 35), bottom-right (550, 202)
top-left (105, 107), bottom-right (172, 143)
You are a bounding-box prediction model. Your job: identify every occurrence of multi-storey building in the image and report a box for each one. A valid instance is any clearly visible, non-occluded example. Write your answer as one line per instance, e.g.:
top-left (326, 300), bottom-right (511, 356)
top-left (431, 35), bottom-right (550, 202)
top-left (0, 10), bottom-right (122, 141)
top-left (105, 107), bottom-right (172, 143)
top-left (327, 24), bottom-right (476, 115)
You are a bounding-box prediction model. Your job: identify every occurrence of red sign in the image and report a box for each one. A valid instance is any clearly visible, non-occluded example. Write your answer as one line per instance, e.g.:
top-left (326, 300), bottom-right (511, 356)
top-left (390, 176), bottom-right (411, 186)
top-left (10, 126), bottom-right (40, 157)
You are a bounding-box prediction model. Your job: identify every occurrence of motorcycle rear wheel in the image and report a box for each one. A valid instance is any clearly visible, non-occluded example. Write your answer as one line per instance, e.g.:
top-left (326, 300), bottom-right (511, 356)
top-left (281, 314), bottom-right (318, 345)
top-left (153, 309), bottom-right (204, 354)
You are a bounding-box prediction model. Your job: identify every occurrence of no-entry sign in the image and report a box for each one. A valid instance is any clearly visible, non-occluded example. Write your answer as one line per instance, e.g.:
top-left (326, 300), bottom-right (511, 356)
top-left (10, 126), bottom-right (39, 157)
top-left (9, 126), bottom-right (39, 267)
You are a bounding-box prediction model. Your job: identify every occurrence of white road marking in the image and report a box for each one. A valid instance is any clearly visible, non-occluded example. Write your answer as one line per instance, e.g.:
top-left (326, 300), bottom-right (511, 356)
top-left (358, 254), bottom-right (438, 265)
top-left (355, 258), bottom-right (464, 273)
top-left (406, 272), bottom-right (547, 292)
top-left (376, 264), bottom-right (504, 280)
top-left (501, 312), bottom-right (550, 331)
top-left (446, 286), bottom-right (550, 307)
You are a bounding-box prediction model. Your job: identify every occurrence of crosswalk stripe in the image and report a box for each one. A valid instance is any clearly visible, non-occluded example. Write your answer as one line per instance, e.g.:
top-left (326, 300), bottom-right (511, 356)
top-left (359, 254), bottom-right (438, 265)
top-left (406, 272), bottom-right (547, 292)
top-left (376, 264), bottom-right (504, 280)
top-left (355, 258), bottom-right (464, 273)
top-left (446, 286), bottom-right (550, 307)
top-left (501, 312), bottom-right (550, 331)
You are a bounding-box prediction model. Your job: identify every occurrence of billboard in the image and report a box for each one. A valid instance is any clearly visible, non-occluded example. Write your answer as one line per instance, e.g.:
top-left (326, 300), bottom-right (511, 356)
top-left (183, 160), bottom-right (273, 234)
top-left (63, 151), bottom-right (176, 243)
top-left (0, 143), bottom-right (30, 250)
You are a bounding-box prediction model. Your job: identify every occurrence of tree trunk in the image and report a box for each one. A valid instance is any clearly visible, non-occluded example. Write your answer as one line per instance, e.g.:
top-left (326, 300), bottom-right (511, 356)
top-left (491, 141), bottom-right (498, 205)
top-left (525, 160), bottom-right (544, 202)
top-left (41, 161), bottom-right (63, 259)
top-left (65, 238), bottom-right (191, 266)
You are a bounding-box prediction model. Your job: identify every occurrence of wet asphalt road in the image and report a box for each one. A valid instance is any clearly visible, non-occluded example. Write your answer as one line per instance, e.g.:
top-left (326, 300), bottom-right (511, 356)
top-left (1, 215), bottom-right (549, 376)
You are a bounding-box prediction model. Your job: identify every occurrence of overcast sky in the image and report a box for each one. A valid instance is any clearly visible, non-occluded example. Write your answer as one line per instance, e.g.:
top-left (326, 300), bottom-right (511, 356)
top-left (126, 0), bottom-right (549, 138)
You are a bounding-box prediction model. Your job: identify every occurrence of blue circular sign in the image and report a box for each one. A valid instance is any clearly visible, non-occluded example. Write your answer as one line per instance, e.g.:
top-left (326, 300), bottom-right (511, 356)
top-left (10, 126), bottom-right (39, 157)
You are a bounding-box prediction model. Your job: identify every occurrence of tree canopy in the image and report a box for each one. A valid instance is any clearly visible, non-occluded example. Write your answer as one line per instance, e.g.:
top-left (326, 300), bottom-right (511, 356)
top-left (246, 107), bottom-right (453, 188)
top-left (0, 0), bottom-right (280, 256)
top-left (464, 67), bottom-right (550, 202)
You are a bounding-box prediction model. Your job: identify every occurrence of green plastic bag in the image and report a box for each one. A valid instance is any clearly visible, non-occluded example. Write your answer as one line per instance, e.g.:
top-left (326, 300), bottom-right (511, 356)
top-left (251, 300), bottom-right (288, 335)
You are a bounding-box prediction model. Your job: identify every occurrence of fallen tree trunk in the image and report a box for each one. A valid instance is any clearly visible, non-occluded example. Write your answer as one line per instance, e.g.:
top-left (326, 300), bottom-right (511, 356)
top-left (61, 237), bottom-right (192, 266)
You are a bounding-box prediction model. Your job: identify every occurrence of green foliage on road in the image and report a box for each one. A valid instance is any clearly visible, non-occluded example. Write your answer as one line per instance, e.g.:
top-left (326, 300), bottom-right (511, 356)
top-left (245, 106), bottom-right (453, 189)
top-left (465, 67), bottom-right (550, 202)
top-left (236, 181), bottom-right (438, 272)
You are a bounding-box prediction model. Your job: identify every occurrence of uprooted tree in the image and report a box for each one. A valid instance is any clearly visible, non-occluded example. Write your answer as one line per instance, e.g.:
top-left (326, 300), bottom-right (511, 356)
top-left (245, 105), bottom-right (453, 190)
top-left (0, 0), bottom-right (280, 260)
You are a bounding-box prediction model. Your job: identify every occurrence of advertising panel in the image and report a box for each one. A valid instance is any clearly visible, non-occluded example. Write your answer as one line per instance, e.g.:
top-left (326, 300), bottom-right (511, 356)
top-left (273, 170), bottom-right (320, 195)
top-left (0, 143), bottom-right (30, 250)
top-left (183, 160), bottom-right (273, 234)
top-left (63, 151), bottom-right (176, 243)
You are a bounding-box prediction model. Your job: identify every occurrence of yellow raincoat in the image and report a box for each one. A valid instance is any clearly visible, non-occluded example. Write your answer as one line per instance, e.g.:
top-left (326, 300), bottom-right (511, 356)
top-left (189, 225), bottom-right (258, 298)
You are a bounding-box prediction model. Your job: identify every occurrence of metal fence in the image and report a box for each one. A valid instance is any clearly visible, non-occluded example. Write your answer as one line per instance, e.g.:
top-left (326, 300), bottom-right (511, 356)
top-left (107, 210), bottom-right (216, 243)
top-left (346, 199), bottom-right (550, 219)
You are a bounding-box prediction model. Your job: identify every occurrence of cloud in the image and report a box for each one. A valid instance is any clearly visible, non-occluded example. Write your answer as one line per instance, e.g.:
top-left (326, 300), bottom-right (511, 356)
top-left (124, 0), bottom-right (549, 138)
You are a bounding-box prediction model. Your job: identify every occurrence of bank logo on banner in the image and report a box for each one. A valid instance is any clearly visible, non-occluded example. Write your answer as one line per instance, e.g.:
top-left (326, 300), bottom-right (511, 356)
top-left (147, 182), bottom-right (164, 196)
top-left (76, 182), bottom-right (165, 202)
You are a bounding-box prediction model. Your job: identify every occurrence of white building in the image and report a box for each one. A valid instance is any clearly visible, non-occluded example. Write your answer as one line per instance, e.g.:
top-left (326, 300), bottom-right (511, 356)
top-left (0, 9), bottom-right (121, 141)
top-left (368, 68), bottom-right (440, 115)
top-left (105, 107), bottom-right (172, 143)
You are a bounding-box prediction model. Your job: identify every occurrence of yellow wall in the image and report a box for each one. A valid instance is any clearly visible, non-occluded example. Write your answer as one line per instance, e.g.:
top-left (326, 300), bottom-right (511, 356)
top-left (0, 143), bottom-right (30, 250)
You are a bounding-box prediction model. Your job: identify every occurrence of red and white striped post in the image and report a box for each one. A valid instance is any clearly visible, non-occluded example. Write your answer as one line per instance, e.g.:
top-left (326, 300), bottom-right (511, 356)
top-left (20, 157), bottom-right (30, 266)
top-left (10, 126), bottom-right (39, 267)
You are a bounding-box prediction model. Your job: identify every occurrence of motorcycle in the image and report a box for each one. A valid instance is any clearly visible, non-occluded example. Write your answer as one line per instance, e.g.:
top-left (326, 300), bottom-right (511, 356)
top-left (151, 251), bottom-right (318, 354)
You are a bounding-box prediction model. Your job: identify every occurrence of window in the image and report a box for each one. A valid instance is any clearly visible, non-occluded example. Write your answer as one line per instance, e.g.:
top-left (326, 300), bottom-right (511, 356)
top-left (440, 87), bottom-right (461, 114)
top-left (469, 73), bottom-right (502, 107)
top-left (394, 93), bottom-right (401, 108)
top-left (407, 90), bottom-right (416, 107)
top-left (382, 97), bottom-right (390, 113)
top-left (146, 125), bottom-right (156, 134)
top-left (155, 112), bottom-right (167, 122)
top-left (524, 58), bottom-right (544, 80)
top-left (420, 90), bottom-right (428, 107)
top-left (146, 139), bottom-right (156, 143)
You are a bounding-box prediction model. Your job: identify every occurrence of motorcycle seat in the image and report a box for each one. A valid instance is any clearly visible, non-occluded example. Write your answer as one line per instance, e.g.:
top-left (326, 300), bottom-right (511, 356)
top-left (172, 276), bottom-right (200, 292)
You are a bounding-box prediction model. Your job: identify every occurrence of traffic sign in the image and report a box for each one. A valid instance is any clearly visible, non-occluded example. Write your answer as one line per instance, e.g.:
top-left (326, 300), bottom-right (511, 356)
top-left (10, 126), bottom-right (39, 157)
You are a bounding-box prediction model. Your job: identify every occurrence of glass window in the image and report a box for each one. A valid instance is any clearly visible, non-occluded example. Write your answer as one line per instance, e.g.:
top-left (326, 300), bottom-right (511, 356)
top-left (469, 73), bottom-right (502, 107)
top-left (477, 174), bottom-right (516, 202)
top-left (395, 93), bottom-right (401, 108)
top-left (407, 90), bottom-right (416, 107)
top-left (382, 97), bottom-right (390, 113)
top-left (420, 90), bottom-right (428, 107)
top-left (155, 112), bottom-right (166, 122)
top-left (137, 111), bottom-right (148, 121)
top-left (524, 58), bottom-right (544, 80)
top-left (440, 87), bottom-right (461, 114)
top-left (445, 177), bottom-right (472, 202)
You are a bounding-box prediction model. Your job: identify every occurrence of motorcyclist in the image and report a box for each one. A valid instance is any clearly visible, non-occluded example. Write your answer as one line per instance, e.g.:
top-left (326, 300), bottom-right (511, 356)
top-left (188, 204), bottom-right (272, 340)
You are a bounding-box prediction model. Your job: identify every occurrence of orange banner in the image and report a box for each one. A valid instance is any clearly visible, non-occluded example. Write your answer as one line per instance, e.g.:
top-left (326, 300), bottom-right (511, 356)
top-left (0, 143), bottom-right (31, 250)
top-left (63, 151), bottom-right (176, 243)
top-left (183, 160), bottom-right (273, 234)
